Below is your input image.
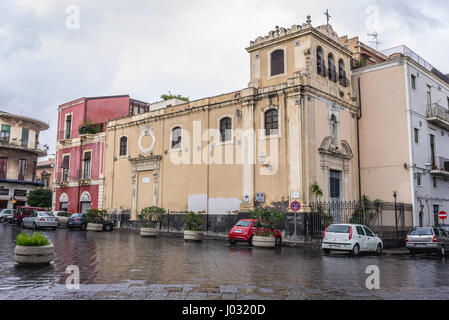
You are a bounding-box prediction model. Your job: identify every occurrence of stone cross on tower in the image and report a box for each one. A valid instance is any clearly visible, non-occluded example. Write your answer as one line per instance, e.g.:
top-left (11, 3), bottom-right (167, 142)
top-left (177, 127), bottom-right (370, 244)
top-left (324, 9), bottom-right (331, 25)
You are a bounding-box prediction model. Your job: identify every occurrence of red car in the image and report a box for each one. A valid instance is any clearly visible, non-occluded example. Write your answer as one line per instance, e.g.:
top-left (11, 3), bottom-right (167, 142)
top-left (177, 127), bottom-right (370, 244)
top-left (229, 219), bottom-right (282, 247)
top-left (14, 206), bottom-right (44, 225)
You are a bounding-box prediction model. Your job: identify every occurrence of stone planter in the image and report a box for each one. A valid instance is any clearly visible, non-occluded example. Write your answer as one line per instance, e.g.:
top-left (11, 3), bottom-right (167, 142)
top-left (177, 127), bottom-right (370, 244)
top-left (14, 245), bottom-right (54, 265)
top-left (140, 227), bottom-right (159, 237)
top-left (252, 236), bottom-right (276, 248)
top-left (184, 230), bottom-right (204, 242)
top-left (87, 223), bottom-right (103, 232)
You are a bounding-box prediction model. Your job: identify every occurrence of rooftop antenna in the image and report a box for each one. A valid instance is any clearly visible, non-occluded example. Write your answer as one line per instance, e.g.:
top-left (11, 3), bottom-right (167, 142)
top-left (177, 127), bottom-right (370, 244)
top-left (367, 31), bottom-right (381, 51)
top-left (324, 9), bottom-right (331, 25)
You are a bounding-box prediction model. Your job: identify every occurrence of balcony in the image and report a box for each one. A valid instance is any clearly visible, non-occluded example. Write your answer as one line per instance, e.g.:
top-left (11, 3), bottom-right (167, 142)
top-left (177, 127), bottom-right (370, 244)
top-left (55, 170), bottom-right (81, 186)
top-left (0, 139), bottom-right (48, 157)
top-left (427, 103), bottom-right (449, 130)
top-left (430, 156), bottom-right (449, 178)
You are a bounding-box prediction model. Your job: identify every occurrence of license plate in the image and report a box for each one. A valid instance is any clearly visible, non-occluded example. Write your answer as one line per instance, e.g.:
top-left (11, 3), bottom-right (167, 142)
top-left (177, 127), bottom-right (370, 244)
top-left (415, 244), bottom-right (426, 248)
top-left (332, 245), bottom-right (341, 249)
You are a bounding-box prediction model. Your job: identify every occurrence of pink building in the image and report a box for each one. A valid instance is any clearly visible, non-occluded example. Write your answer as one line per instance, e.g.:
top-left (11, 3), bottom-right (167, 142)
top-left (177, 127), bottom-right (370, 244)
top-left (54, 95), bottom-right (148, 213)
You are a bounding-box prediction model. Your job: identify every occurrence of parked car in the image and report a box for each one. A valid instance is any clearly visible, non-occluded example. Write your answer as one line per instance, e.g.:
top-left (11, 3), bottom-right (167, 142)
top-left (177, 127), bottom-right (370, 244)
top-left (22, 211), bottom-right (58, 230)
top-left (67, 213), bottom-right (88, 231)
top-left (322, 224), bottom-right (383, 256)
top-left (13, 206), bottom-right (44, 225)
top-left (406, 227), bottom-right (449, 256)
top-left (0, 209), bottom-right (15, 223)
top-left (441, 225), bottom-right (449, 234)
top-left (67, 213), bottom-right (114, 232)
top-left (228, 219), bottom-right (282, 247)
top-left (52, 211), bottom-right (73, 227)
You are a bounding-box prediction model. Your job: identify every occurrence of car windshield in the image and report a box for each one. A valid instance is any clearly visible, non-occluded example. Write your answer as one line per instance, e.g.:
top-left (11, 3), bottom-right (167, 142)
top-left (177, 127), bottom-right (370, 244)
top-left (409, 228), bottom-right (433, 236)
top-left (38, 212), bottom-right (50, 217)
top-left (327, 225), bottom-right (351, 233)
top-left (70, 214), bottom-right (79, 218)
top-left (236, 221), bottom-right (251, 227)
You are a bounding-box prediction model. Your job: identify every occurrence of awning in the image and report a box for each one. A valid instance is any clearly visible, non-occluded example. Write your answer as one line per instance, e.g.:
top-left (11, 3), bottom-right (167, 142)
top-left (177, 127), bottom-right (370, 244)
top-left (60, 156), bottom-right (69, 169)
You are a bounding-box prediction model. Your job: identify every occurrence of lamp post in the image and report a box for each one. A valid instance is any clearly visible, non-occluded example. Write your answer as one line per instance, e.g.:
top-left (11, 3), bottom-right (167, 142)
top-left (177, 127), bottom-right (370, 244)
top-left (393, 191), bottom-right (398, 242)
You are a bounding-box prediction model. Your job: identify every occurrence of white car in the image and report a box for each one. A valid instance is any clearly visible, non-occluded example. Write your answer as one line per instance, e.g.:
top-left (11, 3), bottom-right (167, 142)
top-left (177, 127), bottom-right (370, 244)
top-left (22, 211), bottom-right (58, 230)
top-left (0, 209), bottom-right (15, 223)
top-left (322, 224), bottom-right (383, 256)
top-left (52, 211), bottom-right (73, 227)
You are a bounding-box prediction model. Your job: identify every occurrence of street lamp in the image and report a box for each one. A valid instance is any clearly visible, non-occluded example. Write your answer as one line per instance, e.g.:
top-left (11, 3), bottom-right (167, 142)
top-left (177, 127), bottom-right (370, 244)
top-left (393, 191), bottom-right (398, 242)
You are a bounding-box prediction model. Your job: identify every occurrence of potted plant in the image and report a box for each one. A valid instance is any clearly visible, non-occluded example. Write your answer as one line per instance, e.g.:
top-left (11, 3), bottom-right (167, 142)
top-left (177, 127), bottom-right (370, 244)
top-left (249, 207), bottom-right (285, 248)
top-left (14, 232), bottom-right (54, 265)
top-left (86, 208), bottom-right (106, 232)
top-left (184, 211), bottom-right (204, 241)
top-left (138, 206), bottom-right (166, 237)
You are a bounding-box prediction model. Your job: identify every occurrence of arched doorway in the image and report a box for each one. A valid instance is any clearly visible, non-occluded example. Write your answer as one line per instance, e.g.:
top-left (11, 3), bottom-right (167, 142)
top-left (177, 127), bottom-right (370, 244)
top-left (80, 192), bottom-right (91, 213)
top-left (59, 193), bottom-right (68, 211)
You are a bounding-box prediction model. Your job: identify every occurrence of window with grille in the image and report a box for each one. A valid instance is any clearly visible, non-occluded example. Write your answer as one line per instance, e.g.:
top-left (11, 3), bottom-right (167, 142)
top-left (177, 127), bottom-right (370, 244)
top-left (328, 54), bottom-right (336, 82)
top-left (338, 59), bottom-right (346, 86)
top-left (119, 136), bottom-right (127, 156)
top-left (317, 47), bottom-right (325, 76)
top-left (264, 109), bottom-right (279, 136)
top-left (271, 50), bottom-right (284, 76)
top-left (220, 117), bottom-right (232, 142)
top-left (172, 127), bottom-right (182, 149)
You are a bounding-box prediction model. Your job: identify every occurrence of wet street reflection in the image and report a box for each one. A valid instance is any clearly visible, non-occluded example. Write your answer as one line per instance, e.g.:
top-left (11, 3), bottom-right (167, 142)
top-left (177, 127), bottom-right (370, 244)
top-left (1, 224), bottom-right (449, 300)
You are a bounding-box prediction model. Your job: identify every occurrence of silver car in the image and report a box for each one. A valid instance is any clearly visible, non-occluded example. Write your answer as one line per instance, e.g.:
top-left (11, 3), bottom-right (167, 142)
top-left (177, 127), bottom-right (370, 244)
top-left (52, 211), bottom-right (73, 227)
top-left (22, 211), bottom-right (58, 230)
top-left (406, 227), bottom-right (449, 256)
top-left (0, 209), bottom-right (15, 223)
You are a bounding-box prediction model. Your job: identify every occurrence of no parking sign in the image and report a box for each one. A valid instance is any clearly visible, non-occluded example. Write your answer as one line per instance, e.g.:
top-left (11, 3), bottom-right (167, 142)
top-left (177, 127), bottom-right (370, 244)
top-left (291, 201), bottom-right (301, 212)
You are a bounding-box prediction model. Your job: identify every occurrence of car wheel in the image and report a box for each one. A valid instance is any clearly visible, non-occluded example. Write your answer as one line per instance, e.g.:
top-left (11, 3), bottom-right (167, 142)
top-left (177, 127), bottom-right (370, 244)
top-left (229, 239), bottom-right (237, 245)
top-left (275, 237), bottom-right (282, 247)
top-left (80, 223), bottom-right (87, 231)
top-left (104, 224), bottom-right (112, 232)
top-left (0, 217), bottom-right (4, 223)
top-left (33, 222), bottom-right (39, 231)
top-left (441, 246), bottom-right (446, 257)
top-left (351, 244), bottom-right (360, 257)
top-left (248, 236), bottom-right (253, 247)
top-left (21, 220), bottom-right (25, 229)
top-left (375, 244), bottom-right (383, 256)
top-left (323, 249), bottom-right (331, 255)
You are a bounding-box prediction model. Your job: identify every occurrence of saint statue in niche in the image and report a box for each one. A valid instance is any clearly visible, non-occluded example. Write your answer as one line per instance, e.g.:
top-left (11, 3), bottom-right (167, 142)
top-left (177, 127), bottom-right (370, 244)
top-left (329, 114), bottom-right (338, 147)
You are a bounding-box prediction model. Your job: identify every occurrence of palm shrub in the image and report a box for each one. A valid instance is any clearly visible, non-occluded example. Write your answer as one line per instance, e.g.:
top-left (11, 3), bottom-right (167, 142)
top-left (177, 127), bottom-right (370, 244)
top-left (17, 232), bottom-right (50, 247)
top-left (184, 211), bottom-right (203, 232)
top-left (311, 182), bottom-right (334, 229)
top-left (87, 208), bottom-right (107, 224)
top-left (138, 206), bottom-right (167, 228)
top-left (249, 207), bottom-right (285, 237)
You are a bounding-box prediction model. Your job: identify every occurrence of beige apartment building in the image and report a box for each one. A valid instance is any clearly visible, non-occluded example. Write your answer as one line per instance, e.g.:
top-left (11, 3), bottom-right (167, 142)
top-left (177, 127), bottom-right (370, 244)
top-left (352, 45), bottom-right (449, 227)
top-left (103, 17), bottom-right (360, 219)
top-left (0, 111), bottom-right (49, 209)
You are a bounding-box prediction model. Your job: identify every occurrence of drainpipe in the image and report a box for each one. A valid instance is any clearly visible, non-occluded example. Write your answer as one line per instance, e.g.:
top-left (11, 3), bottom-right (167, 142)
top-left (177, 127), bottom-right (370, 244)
top-left (357, 77), bottom-right (363, 201)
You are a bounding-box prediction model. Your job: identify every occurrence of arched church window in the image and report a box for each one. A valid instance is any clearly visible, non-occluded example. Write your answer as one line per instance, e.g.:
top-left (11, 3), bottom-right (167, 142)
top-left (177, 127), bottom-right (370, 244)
top-left (271, 50), bottom-right (284, 76)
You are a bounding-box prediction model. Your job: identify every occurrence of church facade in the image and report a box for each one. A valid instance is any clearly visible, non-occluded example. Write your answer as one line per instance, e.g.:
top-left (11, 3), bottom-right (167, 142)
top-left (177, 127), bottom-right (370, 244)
top-left (103, 17), bottom-right (360, 218)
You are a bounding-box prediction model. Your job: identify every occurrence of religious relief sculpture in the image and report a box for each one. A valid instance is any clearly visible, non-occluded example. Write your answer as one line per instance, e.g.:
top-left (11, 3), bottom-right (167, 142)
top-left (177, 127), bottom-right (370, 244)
top-left (138, 126), bottom-right (156, 154)
top-left (329, 114), bottom-right (338, 147)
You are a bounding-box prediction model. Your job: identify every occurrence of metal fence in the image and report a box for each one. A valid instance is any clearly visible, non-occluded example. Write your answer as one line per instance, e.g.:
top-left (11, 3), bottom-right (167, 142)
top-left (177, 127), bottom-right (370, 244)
top-left (305, 200), bottom-right (414, 241)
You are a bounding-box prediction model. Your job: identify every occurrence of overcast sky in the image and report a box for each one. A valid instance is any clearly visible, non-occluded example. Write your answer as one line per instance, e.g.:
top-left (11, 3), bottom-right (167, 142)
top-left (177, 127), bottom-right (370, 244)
top-left (1, 0), bottom-right (448, 157)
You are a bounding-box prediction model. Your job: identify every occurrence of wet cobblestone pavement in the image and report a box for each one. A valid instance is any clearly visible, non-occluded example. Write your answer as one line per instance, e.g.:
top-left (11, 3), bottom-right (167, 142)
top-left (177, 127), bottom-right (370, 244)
top-left (1, 224), bottom-right (449, 300)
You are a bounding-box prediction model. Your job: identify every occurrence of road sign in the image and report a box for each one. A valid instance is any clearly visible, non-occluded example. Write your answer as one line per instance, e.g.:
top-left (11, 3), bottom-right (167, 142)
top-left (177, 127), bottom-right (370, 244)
top-left (439, 211), bottom-right (448, 221)
top-left (291, 201), bottom-right (301, 212)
